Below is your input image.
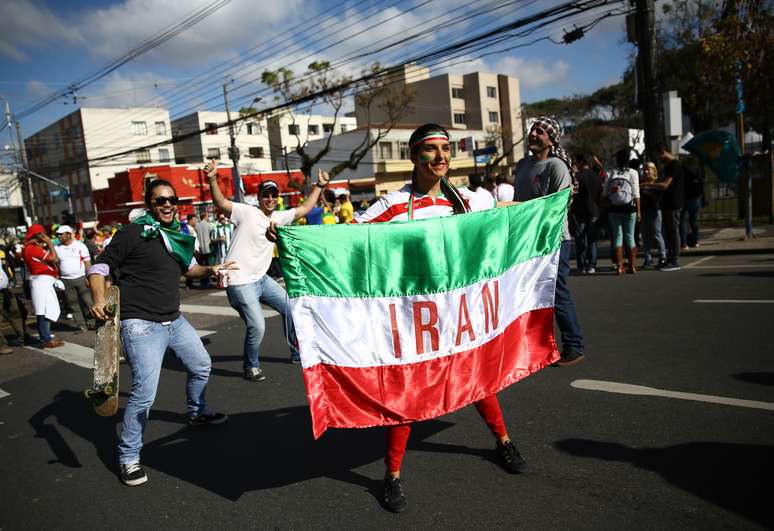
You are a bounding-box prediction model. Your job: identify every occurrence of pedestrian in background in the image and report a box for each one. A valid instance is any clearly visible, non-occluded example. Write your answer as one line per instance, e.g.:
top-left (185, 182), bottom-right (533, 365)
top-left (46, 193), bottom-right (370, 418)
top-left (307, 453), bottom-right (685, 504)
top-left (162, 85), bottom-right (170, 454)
top-left (602, 148), bottom-right (641, 275)
top-left (22, 224), bottom-right (63, 348)
top-left (54, 225), bottom-right (94, 331)
top-left (639, 162), bottom-right (667, 269)
top-left (651, 143), bottom-right (684, 271)
top-left (680, 163), bottom-right (704, 249)
top-left (211, 213), bottom-right (233, 264)
top-left (515, 116), bottom-right (584, 366)
top-left (571, 154), bottom-right (601, 274)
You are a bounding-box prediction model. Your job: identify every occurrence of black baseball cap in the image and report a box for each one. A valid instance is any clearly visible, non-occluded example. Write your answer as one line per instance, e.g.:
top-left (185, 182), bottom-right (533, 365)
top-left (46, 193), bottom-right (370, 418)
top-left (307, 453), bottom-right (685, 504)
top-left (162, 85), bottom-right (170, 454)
top-left (259, 180), bottom-right (279, 196)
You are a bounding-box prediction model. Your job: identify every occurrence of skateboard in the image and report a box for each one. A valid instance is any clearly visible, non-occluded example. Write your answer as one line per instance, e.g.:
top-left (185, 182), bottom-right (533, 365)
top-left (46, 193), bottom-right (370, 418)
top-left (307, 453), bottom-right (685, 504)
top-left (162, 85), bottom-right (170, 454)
top-left (84, 285), bottom-right (121, 416)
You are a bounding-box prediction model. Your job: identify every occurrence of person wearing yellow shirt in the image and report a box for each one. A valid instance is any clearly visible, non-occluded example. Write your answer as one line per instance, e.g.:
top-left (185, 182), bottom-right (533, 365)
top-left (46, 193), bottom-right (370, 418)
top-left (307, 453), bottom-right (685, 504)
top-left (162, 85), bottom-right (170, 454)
top-left (337, 191), bottom-right (354, 224)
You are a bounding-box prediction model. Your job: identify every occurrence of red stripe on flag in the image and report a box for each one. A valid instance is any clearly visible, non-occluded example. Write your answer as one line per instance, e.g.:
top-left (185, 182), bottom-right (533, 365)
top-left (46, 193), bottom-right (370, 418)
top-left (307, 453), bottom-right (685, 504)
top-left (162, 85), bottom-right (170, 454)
top-left (303, 307), bottom-right (559, 438)
top-left (365, 197), bottom-right (455, 223)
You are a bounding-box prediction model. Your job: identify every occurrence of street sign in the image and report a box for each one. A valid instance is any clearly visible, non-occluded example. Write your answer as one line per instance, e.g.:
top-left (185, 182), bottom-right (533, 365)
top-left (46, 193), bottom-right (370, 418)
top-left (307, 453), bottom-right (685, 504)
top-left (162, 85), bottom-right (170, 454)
top-left (458, 136), bottom-right (474, 152)
top-left (475, 154), bottom-right (490, 164)
top-left (473, 145), bottom-right (497, 156)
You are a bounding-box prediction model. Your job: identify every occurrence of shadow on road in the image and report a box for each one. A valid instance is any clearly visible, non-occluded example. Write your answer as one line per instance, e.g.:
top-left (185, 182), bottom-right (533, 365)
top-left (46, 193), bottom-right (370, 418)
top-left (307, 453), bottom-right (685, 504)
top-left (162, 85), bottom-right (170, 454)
top-left (554, 438), bottom-right (774, 528)
top-left (141, 407), bottom-right (453, 501)
top-left (733, 372), bottom-right (774, 386)
top-left (29, 390), bottom-right (120, 470)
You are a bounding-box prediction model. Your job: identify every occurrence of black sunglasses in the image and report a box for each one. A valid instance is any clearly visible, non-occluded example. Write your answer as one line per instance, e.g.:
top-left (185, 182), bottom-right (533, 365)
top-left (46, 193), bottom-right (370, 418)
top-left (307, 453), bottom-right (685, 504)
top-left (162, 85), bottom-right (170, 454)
top-left (262, 193), bottom-right (278, 199)
top-left (152, 195), bottom-right (179, 206)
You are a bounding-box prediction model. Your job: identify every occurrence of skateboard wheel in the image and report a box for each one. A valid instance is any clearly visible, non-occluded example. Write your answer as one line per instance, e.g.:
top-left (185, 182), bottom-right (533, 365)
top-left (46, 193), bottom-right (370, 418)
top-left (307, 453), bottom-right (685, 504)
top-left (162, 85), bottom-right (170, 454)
top-left (103, 385), bottom-right (113, 395)
top-left (84, 389), bottom-right (94, 399)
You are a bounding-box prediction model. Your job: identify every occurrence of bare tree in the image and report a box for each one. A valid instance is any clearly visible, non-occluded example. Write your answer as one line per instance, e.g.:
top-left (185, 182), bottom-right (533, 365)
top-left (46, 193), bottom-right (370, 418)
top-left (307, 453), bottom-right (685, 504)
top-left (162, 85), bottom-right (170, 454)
top-left (262, 61), bottom-right (414, 188)
top-left (482, 125), bottom-right (524, 180)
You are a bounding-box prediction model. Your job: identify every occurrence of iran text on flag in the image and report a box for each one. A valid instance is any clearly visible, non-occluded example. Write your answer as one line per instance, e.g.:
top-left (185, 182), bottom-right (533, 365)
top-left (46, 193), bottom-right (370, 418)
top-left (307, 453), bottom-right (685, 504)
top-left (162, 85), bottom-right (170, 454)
top-left (278, 189), bottom-right (569, 438)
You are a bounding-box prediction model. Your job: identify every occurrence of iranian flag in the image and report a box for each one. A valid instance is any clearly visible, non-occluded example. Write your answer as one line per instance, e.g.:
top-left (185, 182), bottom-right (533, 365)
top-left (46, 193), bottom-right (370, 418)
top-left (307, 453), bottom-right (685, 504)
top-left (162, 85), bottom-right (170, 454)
top-left (278, 189), bottom-right (569, 438)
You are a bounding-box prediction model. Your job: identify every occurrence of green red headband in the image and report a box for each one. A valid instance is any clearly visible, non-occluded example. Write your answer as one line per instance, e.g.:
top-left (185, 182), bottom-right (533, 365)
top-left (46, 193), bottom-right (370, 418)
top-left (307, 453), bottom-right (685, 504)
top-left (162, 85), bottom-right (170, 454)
top-left (409, 131), bottom-right (449, 151)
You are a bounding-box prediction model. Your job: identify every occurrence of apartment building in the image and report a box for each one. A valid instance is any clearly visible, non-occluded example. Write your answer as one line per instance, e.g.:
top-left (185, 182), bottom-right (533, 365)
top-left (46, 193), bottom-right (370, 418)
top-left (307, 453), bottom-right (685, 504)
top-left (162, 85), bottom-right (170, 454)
top-left (267, 112), bottom-right (357, 170)
top-left (171, 111), bottom-right (271, 172)
top-left (25, 107), bottom-right (175, 223)
top-left (354, 64), bottom-right (524, 165)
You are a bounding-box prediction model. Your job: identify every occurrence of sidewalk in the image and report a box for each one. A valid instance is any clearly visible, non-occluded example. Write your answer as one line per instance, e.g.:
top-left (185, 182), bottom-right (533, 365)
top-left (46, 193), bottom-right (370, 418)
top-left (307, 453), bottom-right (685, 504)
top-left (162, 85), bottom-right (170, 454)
top-left (681, 224), bottom-right (774, 256)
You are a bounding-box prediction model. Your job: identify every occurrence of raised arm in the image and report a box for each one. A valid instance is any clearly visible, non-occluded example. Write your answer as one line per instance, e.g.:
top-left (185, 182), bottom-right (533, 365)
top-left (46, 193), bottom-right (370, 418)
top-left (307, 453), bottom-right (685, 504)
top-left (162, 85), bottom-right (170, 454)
top-left (204, 159), bottom-right (233, 216)
top-left (293, 168), bottom-right (331, 220)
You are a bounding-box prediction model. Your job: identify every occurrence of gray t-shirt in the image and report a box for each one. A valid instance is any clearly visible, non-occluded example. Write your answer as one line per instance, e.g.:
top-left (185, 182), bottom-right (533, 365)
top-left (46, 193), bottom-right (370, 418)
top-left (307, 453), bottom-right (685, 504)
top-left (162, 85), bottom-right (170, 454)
top-left (195, 219), bottom-right (212, 254)
top-left (515, 156), bottom-right (572, 241)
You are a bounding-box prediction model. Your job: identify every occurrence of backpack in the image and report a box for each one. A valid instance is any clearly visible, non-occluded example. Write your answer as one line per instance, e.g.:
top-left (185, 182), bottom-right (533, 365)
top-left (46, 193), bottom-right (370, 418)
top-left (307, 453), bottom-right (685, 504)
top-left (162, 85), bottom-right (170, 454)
top-left (608, 170), bottom-right (634, 206)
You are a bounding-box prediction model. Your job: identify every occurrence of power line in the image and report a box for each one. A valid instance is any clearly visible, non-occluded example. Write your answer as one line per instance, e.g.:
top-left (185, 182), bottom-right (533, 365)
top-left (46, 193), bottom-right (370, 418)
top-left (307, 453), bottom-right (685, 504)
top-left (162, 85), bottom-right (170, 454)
top-left (16, 0), bottom-right (233, 119)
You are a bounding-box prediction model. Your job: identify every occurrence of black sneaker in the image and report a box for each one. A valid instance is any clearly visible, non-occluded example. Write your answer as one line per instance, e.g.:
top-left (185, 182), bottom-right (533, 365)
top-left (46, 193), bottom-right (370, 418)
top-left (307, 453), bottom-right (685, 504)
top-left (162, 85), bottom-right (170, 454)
top-left (188, 411), bottom-right (229, 427)
top-left (244, 367), bottom-right (267, 382)
top-left (659, 262), bottom-right (681, 272)
top-left (120, 462), bottom-right (148, 486)
top-left (496, 440), bottom-right (527, 474)
top-left (383, 474), bottom-right (407, 513)
top-left (553, 350), bottom-right (585, 367)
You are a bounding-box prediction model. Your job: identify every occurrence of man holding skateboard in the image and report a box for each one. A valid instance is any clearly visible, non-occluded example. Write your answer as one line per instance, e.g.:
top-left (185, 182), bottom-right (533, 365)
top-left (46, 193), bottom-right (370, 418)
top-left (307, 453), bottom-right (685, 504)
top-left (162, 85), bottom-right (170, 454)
top-left (88, 178), bottom-right (236, 486)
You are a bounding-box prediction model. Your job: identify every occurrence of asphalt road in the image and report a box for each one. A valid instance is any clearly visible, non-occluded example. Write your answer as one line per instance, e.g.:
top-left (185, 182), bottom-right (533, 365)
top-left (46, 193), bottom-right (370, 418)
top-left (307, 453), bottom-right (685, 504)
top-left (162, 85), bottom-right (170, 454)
top-left (1, 253), bottom-right (773, 530)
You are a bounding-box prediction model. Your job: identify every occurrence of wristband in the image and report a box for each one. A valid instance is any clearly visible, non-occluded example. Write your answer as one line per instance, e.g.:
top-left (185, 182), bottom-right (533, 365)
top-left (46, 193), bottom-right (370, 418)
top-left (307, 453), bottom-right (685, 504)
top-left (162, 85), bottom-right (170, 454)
top-left (315, 182), bottom-right (325, 189)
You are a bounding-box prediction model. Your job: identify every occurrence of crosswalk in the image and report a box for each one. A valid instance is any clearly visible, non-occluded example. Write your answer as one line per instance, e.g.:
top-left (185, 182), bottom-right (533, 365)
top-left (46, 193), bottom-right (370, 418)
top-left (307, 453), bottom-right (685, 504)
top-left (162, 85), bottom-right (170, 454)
top-left (26, 304), bottom-right (276, 369)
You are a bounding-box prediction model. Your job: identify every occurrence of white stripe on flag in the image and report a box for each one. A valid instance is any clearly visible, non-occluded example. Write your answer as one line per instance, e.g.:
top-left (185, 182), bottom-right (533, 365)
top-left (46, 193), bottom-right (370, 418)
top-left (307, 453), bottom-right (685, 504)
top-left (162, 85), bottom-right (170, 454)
top-left (292, 252), bottom-right (558, 368)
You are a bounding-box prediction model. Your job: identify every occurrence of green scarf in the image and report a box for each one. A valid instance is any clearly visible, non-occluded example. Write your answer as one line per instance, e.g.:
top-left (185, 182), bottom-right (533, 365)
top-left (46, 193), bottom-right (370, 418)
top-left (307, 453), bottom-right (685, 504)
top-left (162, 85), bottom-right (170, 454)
top-left (132, 212), bottom-right (196, 270)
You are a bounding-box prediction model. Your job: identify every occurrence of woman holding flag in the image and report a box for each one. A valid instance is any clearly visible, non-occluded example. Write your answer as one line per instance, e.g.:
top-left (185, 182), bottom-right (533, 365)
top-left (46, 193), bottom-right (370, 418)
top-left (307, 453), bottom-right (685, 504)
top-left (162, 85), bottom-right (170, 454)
top-left (356, 124), bottom-right (526, 513)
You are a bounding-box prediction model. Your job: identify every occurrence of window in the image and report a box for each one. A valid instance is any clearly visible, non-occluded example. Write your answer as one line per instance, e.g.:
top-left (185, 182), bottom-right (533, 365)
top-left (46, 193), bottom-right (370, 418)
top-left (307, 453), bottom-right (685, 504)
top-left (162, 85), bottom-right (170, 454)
top-left (486, 86), bottom-right (497, 98)
top-left (340, 124), bottom-right (349, 133)
top-left (155, 121), bottom-right (167, 136)
top-left (451, 87), bottom-right (464, 99)
top-left (323, 123), bottom-right (334, 133)
top-left (488, 111), bottom-right (499, 123)
top-left (158, 148), bottom-right (171, 162)
top-left (398, 142), bottom-right (409, 160)
top-left (131, 121), bottom-right (147, 136)
top-left (204, 122), bottom-right (218, 135)
top-left (136, 150), bottom-right (151, 163)
top-left (246, 123), bottom-right (262, 135)
top-left (207, 147), bottom-right (221, 159)
top-left (378, 141), bottom-right (393, 160)
top-left (288, 124), bottom-right (300, 136)
top-left (248, 147), bottom-right (264, 158)
top-left (308, 124), bottom-right (320, 135)
top-left (453, 113), bottom-right (466, 125)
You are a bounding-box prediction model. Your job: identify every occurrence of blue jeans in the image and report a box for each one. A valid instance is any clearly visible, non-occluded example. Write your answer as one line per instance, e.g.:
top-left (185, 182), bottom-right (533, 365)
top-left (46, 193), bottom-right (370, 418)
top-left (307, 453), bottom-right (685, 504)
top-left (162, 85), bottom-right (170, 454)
top-left (680, 197), bottom-right (701, 247)
top-left (641, 209), bottom-right (666, 264)
top-left (556, 241), bottom-right (584, 354)
top-left (574, 219), bottom-right (597, 271)
top-left (609, 211), bottom-right (637, 249)
top-left (36, 315), bottom-right (52, 343)
top-left (118, 316), bottom-right (211, 465)
top-left (226, 275), bottom-right (298, 371)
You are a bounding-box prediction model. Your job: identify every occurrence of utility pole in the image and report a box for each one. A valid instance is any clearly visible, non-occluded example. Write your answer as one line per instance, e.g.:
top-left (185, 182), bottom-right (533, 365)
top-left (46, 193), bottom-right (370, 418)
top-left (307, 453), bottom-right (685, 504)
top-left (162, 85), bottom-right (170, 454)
top-left (222, 82), bottom-right (242, 203)
top-left (14, 119), bottom-right (36, 221)
top-left (634, 0), bottom-right (663, 158)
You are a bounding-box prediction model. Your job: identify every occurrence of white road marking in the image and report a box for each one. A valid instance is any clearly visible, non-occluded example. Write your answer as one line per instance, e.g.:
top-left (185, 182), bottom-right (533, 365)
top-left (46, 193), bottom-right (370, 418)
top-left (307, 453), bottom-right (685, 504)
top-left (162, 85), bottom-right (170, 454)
top-left (689, 264), bottom-right (774, 269)
top-left (683, 256), bottom-right (715, 268)
top-left (181, 304), bottom-right (279, 318)
top-left (208, 291), bottom-right (227, 297)
top-left (694, 299), bottom-right (774, 304)
top-left (28, 342), bottom-right (93, 369)
top-left (571, 379), bottom-right (774, 412)
top-left (27, 329), bottom-right (220, 368)
top-left (0, 389), bottom-right (9, 399)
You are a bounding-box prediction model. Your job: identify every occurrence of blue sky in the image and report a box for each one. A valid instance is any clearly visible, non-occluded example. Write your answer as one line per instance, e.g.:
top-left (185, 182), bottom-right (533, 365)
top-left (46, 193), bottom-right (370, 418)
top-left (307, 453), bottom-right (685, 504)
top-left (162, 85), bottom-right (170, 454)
top-left (0, 0), bottom-right (635, 138)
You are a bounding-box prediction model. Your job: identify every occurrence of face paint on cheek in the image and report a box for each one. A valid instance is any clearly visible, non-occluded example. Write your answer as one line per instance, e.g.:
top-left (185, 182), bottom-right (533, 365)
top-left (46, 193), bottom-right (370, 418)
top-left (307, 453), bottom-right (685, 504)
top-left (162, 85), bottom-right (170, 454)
top-left (419, 153), bottom-right (433, 162)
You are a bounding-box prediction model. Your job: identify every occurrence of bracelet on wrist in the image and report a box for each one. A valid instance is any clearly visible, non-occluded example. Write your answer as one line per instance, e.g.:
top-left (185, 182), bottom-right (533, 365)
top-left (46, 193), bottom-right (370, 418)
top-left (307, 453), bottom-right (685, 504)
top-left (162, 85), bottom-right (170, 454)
top-left (315, 182), bottom-right (325, 189)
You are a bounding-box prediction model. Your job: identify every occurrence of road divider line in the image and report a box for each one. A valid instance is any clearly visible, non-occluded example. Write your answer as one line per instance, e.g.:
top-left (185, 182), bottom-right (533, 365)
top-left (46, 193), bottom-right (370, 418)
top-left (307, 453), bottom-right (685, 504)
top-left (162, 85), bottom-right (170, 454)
top-left (683, 256), bottom-right (715, 268)
top-left (196, 330), bottom-right (216, 337)
top-left (0, 388), bottom-right (9, 399)
top-left (571, 379), bottom-right (774, 412)
top-left (694, 299), bottom-right (774, 304)
top-left (690, 264), bottom-right (774, 269)
top-left (28, 342), bottom-right (93, 369)
top-left (208, 291), bottom-right (227, 297)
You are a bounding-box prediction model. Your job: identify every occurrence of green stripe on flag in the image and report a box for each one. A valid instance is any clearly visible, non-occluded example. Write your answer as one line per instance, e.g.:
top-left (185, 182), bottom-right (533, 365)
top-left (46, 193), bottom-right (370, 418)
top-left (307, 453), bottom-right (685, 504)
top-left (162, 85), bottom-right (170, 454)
top-left (278, 188), bottom-right (569, 298)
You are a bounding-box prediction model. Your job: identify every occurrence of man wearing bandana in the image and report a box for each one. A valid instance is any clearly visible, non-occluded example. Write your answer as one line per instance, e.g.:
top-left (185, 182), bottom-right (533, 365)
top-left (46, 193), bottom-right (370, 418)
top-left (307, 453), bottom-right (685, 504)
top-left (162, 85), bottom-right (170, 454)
top-left (514, 117), bottom-right (585, 366)
top-left (88, 179), bottom-right (236, 487)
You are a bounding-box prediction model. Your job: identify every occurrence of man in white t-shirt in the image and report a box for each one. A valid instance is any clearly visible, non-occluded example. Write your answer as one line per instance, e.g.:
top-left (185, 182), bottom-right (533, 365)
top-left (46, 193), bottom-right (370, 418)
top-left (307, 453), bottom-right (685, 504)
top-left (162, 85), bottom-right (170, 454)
top-left (204, 161), bottom-right (330, 381)
top-left (55, 225), bottom-right (94, 331)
